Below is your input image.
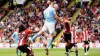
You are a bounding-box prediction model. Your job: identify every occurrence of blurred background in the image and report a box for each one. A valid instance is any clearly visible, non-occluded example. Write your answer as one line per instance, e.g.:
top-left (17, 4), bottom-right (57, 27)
top-left (0, 0), bottom-right (99, 48)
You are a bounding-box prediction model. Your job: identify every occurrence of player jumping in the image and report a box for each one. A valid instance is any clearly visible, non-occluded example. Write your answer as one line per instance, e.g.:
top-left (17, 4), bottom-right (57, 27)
top-left (31, 0), bottom-right (63, 56)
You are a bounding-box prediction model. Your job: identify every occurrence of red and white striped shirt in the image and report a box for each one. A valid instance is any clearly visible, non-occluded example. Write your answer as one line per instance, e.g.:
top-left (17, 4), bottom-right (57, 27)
top-left (82, 31), bottom-right (89, 41)
top-left (18, 29), bottom-right (32, 46)
top-left (64, 21), bottom-right (71, 34)
top-left (71, 31), bottom-right (77, 43)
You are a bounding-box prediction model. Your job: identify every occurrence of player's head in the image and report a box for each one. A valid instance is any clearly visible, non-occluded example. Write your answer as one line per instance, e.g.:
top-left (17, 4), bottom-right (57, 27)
top-left (65, 15), bottom-right (71, 20)
top-left (63, 15), bottom-right (70, 22)
top-left (47, 0), bottom-right (54, 6)
top-left (47, 0), bottom-right (54, 4)
top-left (47, 0), bottom-right (51, 5)
top-left (83, 26), bottom-right (87, 31)
top-left (53, 4), bottom-right (59, 10)
top-left (47, 0), bottom-right (59, 10)
top-left (14, 27), bottom-right (19, 32)
top-left (71, 27), bottom-right (75, 31)
top-left (19, 24), bottom-right (26, 33)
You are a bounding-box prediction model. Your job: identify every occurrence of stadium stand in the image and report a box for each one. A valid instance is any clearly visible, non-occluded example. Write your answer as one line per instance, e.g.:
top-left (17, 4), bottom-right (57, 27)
top-left (0, 8), bottom-right (8, 20)
top-left (0, 0), bottom-right (100, 48)
top-left (0, 0), bottom-right (75, 44)
top-left (58, 0), bottom-right (100, 44)
top-left (74, 1), bottom-right (100, 43)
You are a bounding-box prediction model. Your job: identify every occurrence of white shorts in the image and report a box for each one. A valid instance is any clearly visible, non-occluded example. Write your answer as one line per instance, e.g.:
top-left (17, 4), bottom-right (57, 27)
top-left (15, 44), bottom-right (18, 48)
top-left (14, 41), bottom-right (18, 48)
top-left (41, 22), bottom-right (55, 34)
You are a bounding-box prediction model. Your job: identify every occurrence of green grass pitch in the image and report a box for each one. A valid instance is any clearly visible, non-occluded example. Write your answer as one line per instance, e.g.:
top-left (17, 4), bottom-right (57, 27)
top-left (0, 48), bottom-right (100, 56)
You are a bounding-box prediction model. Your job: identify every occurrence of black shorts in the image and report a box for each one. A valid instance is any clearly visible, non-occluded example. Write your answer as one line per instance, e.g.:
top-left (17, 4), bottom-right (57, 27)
top-left (64, 33), bottom-right (71, 42)
top-left (71, 43), bottom-right (77, 47)
top-left (84, 41), bottom-right (90, 44)
top-left (18, 44), bottom-right (31, 53)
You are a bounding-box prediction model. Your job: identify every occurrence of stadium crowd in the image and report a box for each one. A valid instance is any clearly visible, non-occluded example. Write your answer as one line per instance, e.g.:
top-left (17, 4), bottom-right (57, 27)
top-left (76, 2), bottom-right (100, 42)
top-left (0, 0), bottom-right (99, 45)
top-left (0, 0), bottom-right (77, 44)
top-left (60, 2), bottom-right (100, 43)
top-left (59, 1), bottom-right (100, 43)
top-left (0, 8), bottom-right (9, 20)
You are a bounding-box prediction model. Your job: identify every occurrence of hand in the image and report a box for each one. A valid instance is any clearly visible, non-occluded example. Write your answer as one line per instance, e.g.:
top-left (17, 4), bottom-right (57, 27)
top-left (59, 17), bottom-right (63, 22)
top-left (61, 19), bottom-right (64, 22)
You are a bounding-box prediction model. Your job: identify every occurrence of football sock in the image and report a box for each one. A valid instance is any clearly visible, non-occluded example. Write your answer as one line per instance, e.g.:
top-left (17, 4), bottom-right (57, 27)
top-left (87, 46), bottom-right (90, 52)
top-left (32, 33), bottom-right (40, 41)
top-left (66, 46), bottom-right (69, 52)
top-left (16, 50), bottom-right (18, 56)
top-left (75, 50), bottom-right (78, 56)
top-left (20, 51), bottom-right (22, 56)
top-left (68, 43), bottom-right (73, 49)
top-left (46, 38), bottom-right (53, 48)
top-left (84, 47), bottom-right (87, 53)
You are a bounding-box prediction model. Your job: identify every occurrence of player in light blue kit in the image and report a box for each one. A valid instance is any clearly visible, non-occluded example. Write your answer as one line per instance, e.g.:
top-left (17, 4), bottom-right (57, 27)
top-left (31, 0), bottom-right (63, 56)
top-left (11, 28), bottom-right (22, 56)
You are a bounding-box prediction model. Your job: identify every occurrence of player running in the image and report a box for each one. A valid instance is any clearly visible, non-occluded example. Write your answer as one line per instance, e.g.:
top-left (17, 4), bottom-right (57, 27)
top-left (68, 27), bottom-right (78, 56)
top-left (11, 28), bottom-right (22, 56)
top-left (18, 24), bottom-right (34, 56)
top-left (63, 15), bottom-right (71, 56)
top-left (82, 27), bottom-right (90, 55)
top-left (31, 0), bottom-right (63, 56)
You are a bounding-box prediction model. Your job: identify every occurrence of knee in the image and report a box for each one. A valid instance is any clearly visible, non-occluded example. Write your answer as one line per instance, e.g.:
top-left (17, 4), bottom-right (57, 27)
top-left (66, 42), bottom-right (70, 46)
top-left (52, 32), bottom-right (57, 37)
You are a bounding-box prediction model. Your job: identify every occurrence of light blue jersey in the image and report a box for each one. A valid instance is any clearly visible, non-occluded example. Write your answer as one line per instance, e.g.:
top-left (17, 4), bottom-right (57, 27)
top-left (12, 32), bottom-right (19, 43)
top-left (43, 5), bottom-right (56, 23)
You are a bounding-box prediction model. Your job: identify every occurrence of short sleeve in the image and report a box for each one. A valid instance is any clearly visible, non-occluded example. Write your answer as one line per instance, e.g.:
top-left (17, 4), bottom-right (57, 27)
top-left (11, 33), bottom-right (15, 37)
top-left (28, 30), bottom-right (32, 34)
top-left (52, 9), bottom-right (56, 15)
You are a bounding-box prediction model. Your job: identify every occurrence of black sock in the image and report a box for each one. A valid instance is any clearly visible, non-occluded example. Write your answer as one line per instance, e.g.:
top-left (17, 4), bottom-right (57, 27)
top-left (68, 44), bottom-right (73, 49)
top-left (87, 47), bottom-right (90, 51)
top-left (75, 50), bottom-right (78, 56)
top-left (66, 46), bottom-right (69, 52)
top-left (84, 47), bottom-right (87, 53)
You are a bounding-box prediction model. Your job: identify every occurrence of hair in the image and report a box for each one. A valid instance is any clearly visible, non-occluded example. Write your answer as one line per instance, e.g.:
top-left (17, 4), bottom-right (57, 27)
top-left (53, 4), bottom-right (59, 9)
top-left (47, 0), bottom-right (55, 6)
top-left (19, 24), bottom-right (26, 33)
